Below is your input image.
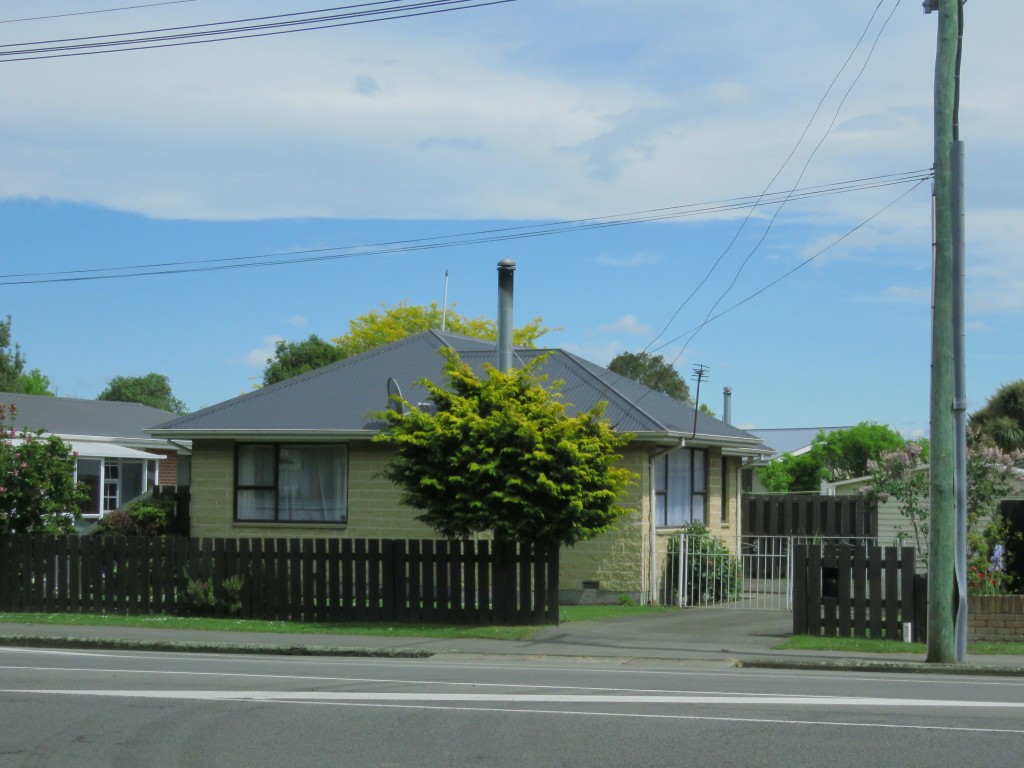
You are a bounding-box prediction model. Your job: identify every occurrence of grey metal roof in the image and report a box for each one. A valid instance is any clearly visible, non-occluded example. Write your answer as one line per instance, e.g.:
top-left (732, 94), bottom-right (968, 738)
top-left (0, 392), bottom-right (181, 440)
top-left (150, 331), bottom-right (765, 451)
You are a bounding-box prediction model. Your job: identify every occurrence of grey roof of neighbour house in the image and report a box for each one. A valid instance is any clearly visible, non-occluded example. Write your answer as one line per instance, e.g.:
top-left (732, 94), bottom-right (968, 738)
top-left (150, 331), bottom-right (767, 453)
top-left (0, 392), bottom-right (180, 442)
top-left (747, 426), bottom-right (853, 461)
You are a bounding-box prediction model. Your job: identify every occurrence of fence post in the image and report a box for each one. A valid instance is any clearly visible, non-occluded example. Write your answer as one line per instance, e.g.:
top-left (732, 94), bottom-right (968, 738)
top-left (792, 544), bottom-right (807, 634)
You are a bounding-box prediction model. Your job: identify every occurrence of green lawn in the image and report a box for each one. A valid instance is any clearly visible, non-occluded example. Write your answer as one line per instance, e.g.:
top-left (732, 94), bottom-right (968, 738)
top-left (0, 604), bottom-right (674, 643)
top-left (776, 634), bottom-right (1024, 656)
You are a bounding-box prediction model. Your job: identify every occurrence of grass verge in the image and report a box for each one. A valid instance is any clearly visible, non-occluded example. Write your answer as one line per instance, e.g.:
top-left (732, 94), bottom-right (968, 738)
top-left (0, 605), bottom-right (673, 643)
top-left (776, 634), bottom-right (1024, 656)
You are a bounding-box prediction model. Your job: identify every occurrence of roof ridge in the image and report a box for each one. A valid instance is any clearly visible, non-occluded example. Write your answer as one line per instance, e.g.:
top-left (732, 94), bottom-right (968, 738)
top-left (553, 350), bottom-right (670, 431)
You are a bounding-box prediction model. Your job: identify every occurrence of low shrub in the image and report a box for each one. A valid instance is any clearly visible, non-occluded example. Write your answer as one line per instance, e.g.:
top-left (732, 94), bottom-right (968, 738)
top-left (96, 499), bottom-right (171, 536)
top-left (666, 523), bottom-right (742, 605)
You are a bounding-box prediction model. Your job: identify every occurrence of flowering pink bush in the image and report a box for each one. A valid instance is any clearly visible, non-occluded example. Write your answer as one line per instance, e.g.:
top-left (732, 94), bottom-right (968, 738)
top-left (0, 402), bottom-right (88, 534)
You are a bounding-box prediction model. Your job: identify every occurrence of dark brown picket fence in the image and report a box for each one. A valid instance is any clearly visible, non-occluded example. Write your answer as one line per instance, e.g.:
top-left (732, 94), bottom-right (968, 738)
top-left (0, 535), bottom-right (559, 625)
top-left (744, 495), bottom-right (876, 537)
top-left (792, 543), bottom-right (925, 641)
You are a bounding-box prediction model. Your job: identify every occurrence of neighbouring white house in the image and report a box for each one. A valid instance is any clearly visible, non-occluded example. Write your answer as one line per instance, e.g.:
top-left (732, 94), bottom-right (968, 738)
top-left (0, 392), bottom-right (190, 525)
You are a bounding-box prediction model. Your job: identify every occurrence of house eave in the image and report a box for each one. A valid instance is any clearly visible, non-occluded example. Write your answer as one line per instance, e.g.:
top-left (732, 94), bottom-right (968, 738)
top-left (629, 431), bottom-right (772, 457)
top-left (146, 428), bottom-right (381, 442)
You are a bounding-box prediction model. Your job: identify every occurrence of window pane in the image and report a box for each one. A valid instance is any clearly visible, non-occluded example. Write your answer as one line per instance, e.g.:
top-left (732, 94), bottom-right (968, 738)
top-left (278, 445), bottom-right (347, 522)
top-left (655, 493), bottom-right (667, 528)
top-left (654, 455), bottom-right (666, 494)
top-left (237, 489), bottom-right (276, 520)
top-left (692, 493), bottom-right (706, 524)
top-left (692, 449), bottom-right (706, 492)
top-left (76, 458), bottom-right (102, 516)
top-left (238, 445), bottom-right (275, 486)
top-left (665, 449), bottom-right (690, 527)
top-left (121, 461), bottom-right (144, 504)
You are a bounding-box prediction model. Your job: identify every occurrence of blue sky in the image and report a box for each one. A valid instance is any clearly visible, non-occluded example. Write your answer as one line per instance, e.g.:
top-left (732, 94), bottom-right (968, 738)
top-left (1, 1), bottom-right (1021, 437)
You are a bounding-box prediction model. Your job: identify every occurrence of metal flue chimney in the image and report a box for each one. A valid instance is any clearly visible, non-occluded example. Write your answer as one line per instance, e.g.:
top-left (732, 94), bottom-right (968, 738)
top-left (497, 259), bottom-right (516, 372)
top-left (723, 386), bottom-right (732, 425)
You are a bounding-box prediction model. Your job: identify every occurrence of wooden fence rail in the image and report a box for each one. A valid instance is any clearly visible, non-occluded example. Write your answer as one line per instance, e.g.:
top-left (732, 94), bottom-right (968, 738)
top-left (0, 535), bottom-right (559, 626)
top-left (792, 543), bottom-right (924, 641)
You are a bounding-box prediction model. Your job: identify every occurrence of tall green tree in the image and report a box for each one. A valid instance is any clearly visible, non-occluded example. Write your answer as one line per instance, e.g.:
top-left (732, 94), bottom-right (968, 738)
top-left (262, 302), bottom-right (553, 385)
top-left (263, 335), bottom-right (345, 386)
top-left (0, 316), bottom-right (53, 395)
top-left (376, 349), bottom-right (636, 547)
top-left (971, 379), bottom-right (1024, 452)
top-left (0, 316), bottom-right (26, 392)
top-left (607, 351), bottom-right (691, 403)
top-left (334, 301), bottom-right (551, 358)
top-left (98, 373), bottom-right (188, 414)
top-left (757, 421), bottom-right (910, 492)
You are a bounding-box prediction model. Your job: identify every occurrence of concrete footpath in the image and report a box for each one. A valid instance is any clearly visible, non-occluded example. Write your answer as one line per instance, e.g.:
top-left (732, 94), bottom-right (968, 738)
top-left (2, 608), bottom-right (1023, 676)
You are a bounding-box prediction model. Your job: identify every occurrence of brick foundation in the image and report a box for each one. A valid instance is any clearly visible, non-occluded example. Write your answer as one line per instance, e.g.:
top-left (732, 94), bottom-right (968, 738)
top-left (967, 595), bottom-right (1024, 642)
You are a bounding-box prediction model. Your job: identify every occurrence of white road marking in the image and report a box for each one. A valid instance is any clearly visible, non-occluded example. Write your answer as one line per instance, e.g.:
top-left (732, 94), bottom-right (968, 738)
top-left (5, 689), bottom-right (1024, 708)
top-left (5, 689), bottom-right (1024, 735)
top-left (3, 646), bottom-right (1023, 690)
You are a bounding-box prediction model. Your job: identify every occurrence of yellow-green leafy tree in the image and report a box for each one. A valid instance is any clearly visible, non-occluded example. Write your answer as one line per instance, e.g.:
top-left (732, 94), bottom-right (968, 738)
top-left (375, 349), bottom-right (635, 547)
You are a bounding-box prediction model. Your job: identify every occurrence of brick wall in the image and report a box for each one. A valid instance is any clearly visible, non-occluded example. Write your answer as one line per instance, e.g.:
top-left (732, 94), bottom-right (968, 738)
top-left (147, 450), bottom-right (178, 486)
top-left (968, 595), bottom-right (1024, 642)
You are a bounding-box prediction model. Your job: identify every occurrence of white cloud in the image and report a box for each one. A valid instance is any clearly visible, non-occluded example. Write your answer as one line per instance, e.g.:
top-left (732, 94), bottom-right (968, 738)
top-left (230, 336), bottom-right (284, 369)
top-left (4, 2), bottom-right (1015, 226)
top-left (597, 314), bottom-right (652, 336)
top-left (598, 253), bottom-right (660, 267)
top-left (562, 340), bottom-right (625, 367)
top-left (853, 286), bottom-right (930, 306)
top-left (288, 315), bottom-right (309, 327)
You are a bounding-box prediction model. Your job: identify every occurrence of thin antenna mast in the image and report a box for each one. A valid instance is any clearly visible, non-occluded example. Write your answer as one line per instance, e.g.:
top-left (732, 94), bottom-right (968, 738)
top-left (441, 270), bottom-right (449, 332)
top-left (690, 364), bottom-right (709, 438)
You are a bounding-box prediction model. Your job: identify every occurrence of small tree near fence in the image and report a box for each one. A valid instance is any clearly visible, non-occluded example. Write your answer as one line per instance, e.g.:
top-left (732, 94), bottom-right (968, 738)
top-left (867, 439), bottom-right (1023, 591)
top-left (0, 403), bottom-right (88, 534)
top-left (376, 348), bottom-right (637, 548)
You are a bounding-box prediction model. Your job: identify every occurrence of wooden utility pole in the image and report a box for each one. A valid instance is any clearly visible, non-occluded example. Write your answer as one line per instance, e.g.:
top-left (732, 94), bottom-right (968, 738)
top-left (926, 0), bottom-right (960, 664)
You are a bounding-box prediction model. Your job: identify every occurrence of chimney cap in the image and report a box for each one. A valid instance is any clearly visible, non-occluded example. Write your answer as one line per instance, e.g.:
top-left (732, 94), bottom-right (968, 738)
top-left (497, 259), bottom-right (516, 271)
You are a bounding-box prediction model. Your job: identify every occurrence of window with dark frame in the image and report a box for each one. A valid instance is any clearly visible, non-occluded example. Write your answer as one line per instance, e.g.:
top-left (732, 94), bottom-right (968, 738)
top-left (654, 448), bottom-right (707, 528)
top-left (235, 443), bottom-right (348, 523)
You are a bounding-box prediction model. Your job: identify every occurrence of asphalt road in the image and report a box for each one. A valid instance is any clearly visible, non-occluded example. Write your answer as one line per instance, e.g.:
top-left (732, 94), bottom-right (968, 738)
top-left (1, 646), bottom-right (1022, 767)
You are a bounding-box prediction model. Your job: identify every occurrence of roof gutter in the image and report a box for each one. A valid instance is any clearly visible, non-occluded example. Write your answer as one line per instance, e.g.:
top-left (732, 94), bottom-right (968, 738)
top-left (145, 429), bottom-right (382, 441)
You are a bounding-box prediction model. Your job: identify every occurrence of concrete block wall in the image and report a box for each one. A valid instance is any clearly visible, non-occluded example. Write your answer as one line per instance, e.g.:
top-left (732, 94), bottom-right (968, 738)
top-left (189, 440), bottom-right (434, 540)
top-left (968, 595), bottom-right (1024, 642)
top-left (188, 440), bottom-right (743, 605)
top-left (558, 447), bottom-right (649, 602)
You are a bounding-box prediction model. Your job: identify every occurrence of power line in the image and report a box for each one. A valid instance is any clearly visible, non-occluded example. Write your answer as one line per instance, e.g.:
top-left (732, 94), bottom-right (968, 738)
top-left (661, 0), bottom-right (906, 369)
top-left (0, 169), bottom-right (931, 286)
top-left (557, 177), bottom-right (929, 411)
top-left (644, 0), bottom-right (901, 356)
top-left (0, 1), bottom-right (518, 62)
top-left (0, 1), bottom-right (196, 25)
top-left (650, 178), bottom-right (929, 356)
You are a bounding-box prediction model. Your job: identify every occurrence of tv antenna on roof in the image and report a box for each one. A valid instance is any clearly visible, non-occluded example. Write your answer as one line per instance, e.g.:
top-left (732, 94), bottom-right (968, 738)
top-left (386, 377), bottom-right (406, 415)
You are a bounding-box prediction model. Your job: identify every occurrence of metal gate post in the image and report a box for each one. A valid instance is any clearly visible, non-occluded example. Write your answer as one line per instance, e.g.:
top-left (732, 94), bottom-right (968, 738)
top-left (678, 533), bottom-right (688, 607)
top-left (786, 536), bottom-right (794, 610)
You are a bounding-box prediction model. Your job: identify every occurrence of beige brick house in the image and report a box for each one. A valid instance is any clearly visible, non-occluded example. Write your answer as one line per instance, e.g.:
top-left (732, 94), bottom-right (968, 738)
top-left (150, 331), bottom-right (768, 604)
